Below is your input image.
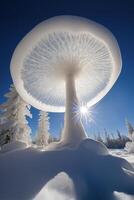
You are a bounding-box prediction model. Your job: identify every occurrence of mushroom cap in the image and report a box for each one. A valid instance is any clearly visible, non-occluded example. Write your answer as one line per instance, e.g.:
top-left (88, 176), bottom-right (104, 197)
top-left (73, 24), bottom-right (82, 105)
top-left (10, 15), bottom-right (122, 112)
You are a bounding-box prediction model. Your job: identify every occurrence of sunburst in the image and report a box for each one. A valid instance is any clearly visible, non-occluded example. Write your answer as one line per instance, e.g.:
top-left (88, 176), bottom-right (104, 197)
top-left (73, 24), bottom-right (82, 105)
top-left (73, 101), bottom-right (94, 124)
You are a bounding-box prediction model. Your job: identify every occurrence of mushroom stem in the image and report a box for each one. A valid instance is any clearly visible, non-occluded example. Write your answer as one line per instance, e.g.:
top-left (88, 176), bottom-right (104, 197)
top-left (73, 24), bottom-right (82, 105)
top-left (62, 75), bottom-right (87, 147)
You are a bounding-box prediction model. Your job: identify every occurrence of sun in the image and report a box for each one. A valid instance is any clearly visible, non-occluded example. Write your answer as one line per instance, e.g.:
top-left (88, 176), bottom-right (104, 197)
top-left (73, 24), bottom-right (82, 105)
top-left (73, 101), bottom-right (94, 124)
top-left (80, 106), bottom-right (88, 115)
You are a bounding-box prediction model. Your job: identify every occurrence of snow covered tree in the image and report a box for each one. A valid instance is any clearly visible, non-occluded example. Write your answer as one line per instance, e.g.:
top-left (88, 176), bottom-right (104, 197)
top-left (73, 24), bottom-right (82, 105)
top-left (0, 84), bottom-right (32, 146)
top-left (125, 120), bottom-right (134, 141)
top-left (36, 111), bottom-right (50, 148)
top-left (125, 120), bottom-right (134, 153)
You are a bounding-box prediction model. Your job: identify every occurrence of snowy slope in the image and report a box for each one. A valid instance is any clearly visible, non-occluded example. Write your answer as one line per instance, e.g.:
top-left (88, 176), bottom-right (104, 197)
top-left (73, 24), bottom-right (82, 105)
top-left (0, 139), bottom-right (134, 200)
top-left (1, 141), bottom-right (27, 153)
top-left (110, 149), bottom-right (134, 168)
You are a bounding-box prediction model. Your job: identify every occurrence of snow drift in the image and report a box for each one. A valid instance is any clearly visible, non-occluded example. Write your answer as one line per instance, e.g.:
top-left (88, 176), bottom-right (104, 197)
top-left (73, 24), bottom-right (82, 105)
top-left (0, 141), bottom-right (27, 153)
top-left (0, 139), bottom-right (134, 200)
top-left (34, 172), bottom-right (76, 200)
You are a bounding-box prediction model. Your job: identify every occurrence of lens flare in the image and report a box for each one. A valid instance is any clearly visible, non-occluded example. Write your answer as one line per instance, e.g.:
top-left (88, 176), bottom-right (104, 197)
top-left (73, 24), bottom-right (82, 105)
top-left (73, 101), bottom-right (94, 124)
top-left (80, 106), bottom-right (88, 115)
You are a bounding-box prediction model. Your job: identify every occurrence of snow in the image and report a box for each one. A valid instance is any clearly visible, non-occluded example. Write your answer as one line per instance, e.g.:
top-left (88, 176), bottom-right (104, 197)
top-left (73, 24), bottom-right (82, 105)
top-left (0, 139), bottom-right (134, 200)
top-left (125, 121), bottom-right (134, 153)
top-left (110, 149), bottom-right (134, 168)
top-left (125, 141), bottom-right (134, 153)
top-left (0, 141), bottom-right (27, 153)
top-left (35, 111), bottom-right (50, 148)
top-left (0, 84), bottom-right (32, 145)
top-left (79, 138), bottom-right (109, 155)
top-left (35, 172), bottom-right (76, 200)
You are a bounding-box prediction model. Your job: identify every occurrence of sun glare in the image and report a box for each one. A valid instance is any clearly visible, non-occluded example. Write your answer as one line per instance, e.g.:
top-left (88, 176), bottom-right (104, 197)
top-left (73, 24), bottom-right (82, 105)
top-left (80, 106), bottom-right (88, 115)
top-left (73, 101), bottom-right (94, 124)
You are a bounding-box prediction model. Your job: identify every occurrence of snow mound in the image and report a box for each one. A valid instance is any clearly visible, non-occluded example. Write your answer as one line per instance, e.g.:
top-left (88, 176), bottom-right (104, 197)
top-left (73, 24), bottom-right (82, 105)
top-left (35, 172), bottom-right (76, 200)
top-left (79, 138), bottom-right (109, 155)
top-left (0, 141), bottom-right (27, 153)
top-left (46, 138), bottom-right (109, 155)
top-left (0, 140), bottom-right (134, 200)
top-left (110, 149), bottom-right (134, 168)
top-left (114, 191), bottom-right (134, 200)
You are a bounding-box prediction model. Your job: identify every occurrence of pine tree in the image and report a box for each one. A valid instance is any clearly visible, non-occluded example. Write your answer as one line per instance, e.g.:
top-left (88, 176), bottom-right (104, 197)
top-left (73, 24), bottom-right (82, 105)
top-left (0, 84), bottom-right (32, 146)
top-left (36, 111), bottom-right (50, 148)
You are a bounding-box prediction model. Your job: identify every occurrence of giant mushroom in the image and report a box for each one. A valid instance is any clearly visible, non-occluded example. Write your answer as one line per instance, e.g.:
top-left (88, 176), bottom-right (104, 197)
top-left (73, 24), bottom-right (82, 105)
top-left (10, 16), bottom-right (122, 148)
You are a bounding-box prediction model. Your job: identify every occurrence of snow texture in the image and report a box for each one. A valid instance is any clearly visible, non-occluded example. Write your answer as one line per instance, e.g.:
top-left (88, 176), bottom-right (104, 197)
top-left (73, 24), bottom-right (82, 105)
top-left (35, 111), bottom-right (50, 148)
top-left (0, 84), bottom-right (32, 146)
top-left (0, 141), bottom-right (27, 153)
top-left (35, 172), bottom-right (76, 200)
top-left (110, 149), bottom-right (134, 167)
top-left (125, 121), bottom-right (134, 153)
top-left (0, 139), bottom-right (134, 200)
top-left (10, 15), bottom-right (122, 112)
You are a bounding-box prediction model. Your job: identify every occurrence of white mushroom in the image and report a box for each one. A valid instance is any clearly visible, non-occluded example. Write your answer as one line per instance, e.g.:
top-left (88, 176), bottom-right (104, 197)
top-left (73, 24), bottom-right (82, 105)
top-left (10, 16), bottom-right (122, 147)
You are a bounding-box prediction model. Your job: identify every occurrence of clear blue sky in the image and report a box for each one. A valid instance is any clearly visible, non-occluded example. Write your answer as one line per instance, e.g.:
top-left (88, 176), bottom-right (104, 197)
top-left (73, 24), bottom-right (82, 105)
top-left (0, 0), bottom-right (134, 138)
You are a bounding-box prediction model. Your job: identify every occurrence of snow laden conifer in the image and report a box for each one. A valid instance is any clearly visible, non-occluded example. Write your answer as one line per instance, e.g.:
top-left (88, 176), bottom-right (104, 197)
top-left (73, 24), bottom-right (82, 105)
top-left (36, 111), bottom-right (50, 148)
top-left (0, 84), bottom-right (32, 146)
top-left (125, 120), bottom-right (134, 153)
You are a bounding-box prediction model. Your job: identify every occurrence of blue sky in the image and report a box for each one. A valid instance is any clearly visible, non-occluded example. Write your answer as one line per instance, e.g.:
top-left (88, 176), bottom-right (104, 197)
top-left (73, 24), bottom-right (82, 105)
top-left (0, 0), bottom-right (134, 138)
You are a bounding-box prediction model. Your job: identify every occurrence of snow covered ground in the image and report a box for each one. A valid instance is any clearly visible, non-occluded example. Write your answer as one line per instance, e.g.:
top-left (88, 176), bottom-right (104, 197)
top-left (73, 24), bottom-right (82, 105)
top-left (0, 140), bottom-right (134, 200)
top-left (110, 149), bottom-right (134, 167)
top-left (35, 148), bottom-right (134, 200)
